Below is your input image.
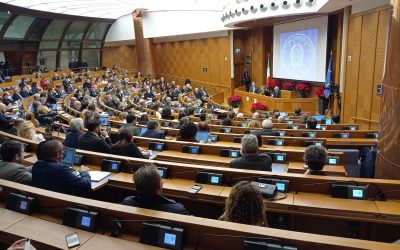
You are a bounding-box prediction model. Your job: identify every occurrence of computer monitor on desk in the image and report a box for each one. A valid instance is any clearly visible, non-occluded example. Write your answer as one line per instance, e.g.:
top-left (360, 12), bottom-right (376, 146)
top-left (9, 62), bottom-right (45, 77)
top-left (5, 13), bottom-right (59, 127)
top-left (195, 131), bottom-right (209, 142)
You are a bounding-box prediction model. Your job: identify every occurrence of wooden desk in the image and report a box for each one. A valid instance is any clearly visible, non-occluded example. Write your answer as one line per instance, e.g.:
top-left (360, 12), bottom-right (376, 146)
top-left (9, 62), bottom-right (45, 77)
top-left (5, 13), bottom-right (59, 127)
top-left (375, 201), bottom-right (400, 224)
top-left (0, 207), bottom-right (28, 230)
top-left (292, 193), bottom-right (381, 223)
top-left (79, 234), bottom-right (163, 250)
top-left (287, 162), bottom-right (347, 176)
top-left (4, 216), bottom-right (94, 249)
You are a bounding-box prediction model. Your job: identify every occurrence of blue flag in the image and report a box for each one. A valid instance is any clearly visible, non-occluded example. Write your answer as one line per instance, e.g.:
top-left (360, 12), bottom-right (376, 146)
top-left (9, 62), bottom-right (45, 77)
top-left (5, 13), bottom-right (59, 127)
top-left (324, 55), bottom-right (332, 98)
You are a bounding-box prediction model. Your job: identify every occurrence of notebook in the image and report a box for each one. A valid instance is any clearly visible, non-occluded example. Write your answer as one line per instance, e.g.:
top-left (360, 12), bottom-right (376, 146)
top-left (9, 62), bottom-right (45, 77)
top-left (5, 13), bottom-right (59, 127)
top-left (89, 171), bottom-right (111, 182)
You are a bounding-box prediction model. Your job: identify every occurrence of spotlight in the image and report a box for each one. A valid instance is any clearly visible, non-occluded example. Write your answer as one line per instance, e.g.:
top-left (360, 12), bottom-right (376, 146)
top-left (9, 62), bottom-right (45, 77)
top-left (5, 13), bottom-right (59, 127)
top-left (270, 1), bottom-right (279, 10)
top-left (281, 0), bottom-right (290, 8)
top-left (235, 9), bottom-right (241, 16)
top-left (250, 5), bottom-right (258, 13)
top-left (260, 4), bottom-right (268, 12)
top-left (229, 11), bottom-right (235, 18)
top-left (306, 0), bottom-right (316, 6)
top-left (293, 0), bottom-right (303, 7)
top-left (242, 7), bottom-right (249, 15)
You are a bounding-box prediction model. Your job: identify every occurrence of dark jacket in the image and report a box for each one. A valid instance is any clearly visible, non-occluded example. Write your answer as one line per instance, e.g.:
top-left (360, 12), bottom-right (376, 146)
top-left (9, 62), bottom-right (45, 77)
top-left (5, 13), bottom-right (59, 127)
top-left (12, 93), bottom-right (23, 101)
top-left (141, 129), bottom-right (165, 139)
top-left (229, 154), bottom-right (272, 172)
top-left (0, 113), bottom-right (13, 132)
top-left (122, 194), bottom-right (189, 215)
top-left (0, 162), bottom-right (31, 184)
top-left (32, 160), bottom-right (91, 195)
top-left (111, 142), bottom-right (146, 158)
top-left (254, 128), bottom-right (275, 136)
top-left (118, 124), bottom-right (140, 137)
top-left (273, 91), bottom-right (281, 98)
top-left (64, 130), bottom-right (84, 149)
top-left (78, 132), bottom-right (112, 153)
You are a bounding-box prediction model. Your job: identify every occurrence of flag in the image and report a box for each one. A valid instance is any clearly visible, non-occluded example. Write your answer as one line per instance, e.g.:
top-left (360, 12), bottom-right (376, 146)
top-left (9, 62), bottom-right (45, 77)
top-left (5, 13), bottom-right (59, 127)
top-left (324, 54), bottom-right (332, 98)
top-left (265, 55), bottom-right (271, 87)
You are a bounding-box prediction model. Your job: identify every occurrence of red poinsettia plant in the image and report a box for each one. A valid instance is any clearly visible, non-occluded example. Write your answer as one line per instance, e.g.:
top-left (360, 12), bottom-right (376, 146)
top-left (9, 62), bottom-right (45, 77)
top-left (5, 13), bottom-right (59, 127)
top-left (295, 83), bottom-right (310, 92)
top-left (282, 81), bottom-right (296, 91)
top-left (251, 102), bottom-right (267, 112)
top-left (315, 86), bottom-right (325, 98)
top-left (268, 79), bottom-right (281, 89)
top-left (227, 95), bottom-right (241, 108)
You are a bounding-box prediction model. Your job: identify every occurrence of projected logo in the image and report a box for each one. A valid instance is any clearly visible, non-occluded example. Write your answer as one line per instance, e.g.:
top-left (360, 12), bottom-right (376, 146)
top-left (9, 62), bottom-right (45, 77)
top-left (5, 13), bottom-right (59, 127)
top-left (280, 29), bottom-right (317, 80)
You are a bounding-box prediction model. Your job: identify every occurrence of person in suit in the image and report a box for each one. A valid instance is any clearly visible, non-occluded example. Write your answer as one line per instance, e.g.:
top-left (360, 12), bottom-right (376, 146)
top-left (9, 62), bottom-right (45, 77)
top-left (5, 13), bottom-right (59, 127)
top-left (0, 103), bottom-right (14, 132)
top-left (229, 134), bottom-right (272, 171)
top-left (111, 128), bottom-right (148, 158)
top-left (294, 107), bottom-right (302, 116)
top-left (249, 82), bottom-right (260, 93)
top-left (20, 85), bottom-right (31, 98)
top-left (118, 114), bottom-right (140, 136)
top-left (242, 68), bottom-right (251, 91)
top-left (0, 140), bottom-right (31, 184)
top-left (122, 164), bottom-right (189, 215)
top-left (32, 139), bottom-right (91, 195)
top-left (219, 181), bottom-right (267, 226)
top-left (272, 86), bottom-right (281, 98)
top-left (64, 118), bottom-right (84, 149)
top-left (12, 87), bottom-right (23, 101)
top-left (304, 145), bottom-right (326, 175)
top-left (2, 92), bottom-right (15, 106)
top-left (332, 114), bottom-right (340, 124)
top-left (141, 120), bottom-right (165, 139)
top-left (306, 117), bottom-right (318, 129)
top-left (78, 120), bottom-right (112, 153)
top-left (259, 119), bottom-right (275, 135)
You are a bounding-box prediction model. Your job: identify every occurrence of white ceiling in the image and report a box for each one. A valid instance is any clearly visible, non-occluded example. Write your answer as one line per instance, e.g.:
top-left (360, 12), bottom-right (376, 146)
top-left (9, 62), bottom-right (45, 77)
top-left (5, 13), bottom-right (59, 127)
top-left (0, 0), bottom-right (228, 19)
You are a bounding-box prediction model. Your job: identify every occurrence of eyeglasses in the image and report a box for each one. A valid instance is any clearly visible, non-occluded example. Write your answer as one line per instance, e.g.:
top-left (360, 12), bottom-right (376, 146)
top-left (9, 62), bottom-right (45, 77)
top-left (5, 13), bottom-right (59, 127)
top-left (56, 147), bottom-right (64, 155)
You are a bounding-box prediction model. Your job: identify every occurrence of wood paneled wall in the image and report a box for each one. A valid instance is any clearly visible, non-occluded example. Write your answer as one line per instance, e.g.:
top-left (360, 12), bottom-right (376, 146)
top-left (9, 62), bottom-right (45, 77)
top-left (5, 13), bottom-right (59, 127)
top-left (342, 8), bottom-right (389, 129)
top-left (102, 45), bottom-right (138, 70)
top-left (154, 36), bottom-right (231, 93)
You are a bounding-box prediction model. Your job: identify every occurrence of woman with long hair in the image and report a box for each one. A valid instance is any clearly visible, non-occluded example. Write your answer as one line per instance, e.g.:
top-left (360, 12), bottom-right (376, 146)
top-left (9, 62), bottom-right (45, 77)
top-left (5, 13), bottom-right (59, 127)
top-left (111, 128), bottom-right (147, 158)
top-left (18, 121), bottom-right (45, 143)
top-left (219, 181), bottom-right (267, 226)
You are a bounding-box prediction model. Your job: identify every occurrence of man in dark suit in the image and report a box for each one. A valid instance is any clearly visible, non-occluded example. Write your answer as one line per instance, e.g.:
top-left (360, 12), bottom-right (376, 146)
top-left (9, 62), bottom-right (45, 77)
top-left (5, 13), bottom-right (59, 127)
top-left (141, 120), bottom-right (165, 139)
top-left (0, 103), bottom-right (13, 132)
top-left (229, 134), bottom-right (272, 171)
top-left (0, 140), bottom-right (31, 184)
top-left (242, 68), bottom-right (251, 91)
top-left (255, 119), bottom-right (275, 136)
top-left (32, 139), bottom-right (91, 195)
top-left (249, 81), bottom-right (260, 94)
top-left (78, 120), bottom-right (112, 153)
top-left (122, 164), bottom-right (189, 215)
top-left (12, 87), bottom-right (23, 101)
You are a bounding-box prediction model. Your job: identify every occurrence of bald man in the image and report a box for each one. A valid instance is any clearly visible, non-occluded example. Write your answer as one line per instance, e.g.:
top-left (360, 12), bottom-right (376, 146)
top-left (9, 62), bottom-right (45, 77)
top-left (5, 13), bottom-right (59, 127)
top-left (32, 140), bottom-right (91, 195)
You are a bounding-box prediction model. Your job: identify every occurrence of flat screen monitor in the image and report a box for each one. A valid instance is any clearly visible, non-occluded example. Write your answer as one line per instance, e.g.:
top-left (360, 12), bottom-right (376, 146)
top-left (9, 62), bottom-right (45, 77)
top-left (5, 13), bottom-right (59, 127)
top-left (62, 147), bottom-right (75, 166)
top-left (99, 116), bottom-right (109, 126)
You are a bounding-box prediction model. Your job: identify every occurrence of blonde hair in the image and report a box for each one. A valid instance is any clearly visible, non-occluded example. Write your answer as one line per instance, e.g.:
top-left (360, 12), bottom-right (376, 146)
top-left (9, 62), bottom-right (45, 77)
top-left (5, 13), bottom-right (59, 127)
top-left (247, 120), bottom-right (261, 128)
top-left (18, 121), bottom-right (36, 140)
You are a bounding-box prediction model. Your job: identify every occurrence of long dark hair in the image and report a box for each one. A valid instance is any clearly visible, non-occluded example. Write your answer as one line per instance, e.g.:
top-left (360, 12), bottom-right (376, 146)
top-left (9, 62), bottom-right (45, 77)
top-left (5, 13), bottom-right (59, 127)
top-left (113, 128), bottom-right (133, 147)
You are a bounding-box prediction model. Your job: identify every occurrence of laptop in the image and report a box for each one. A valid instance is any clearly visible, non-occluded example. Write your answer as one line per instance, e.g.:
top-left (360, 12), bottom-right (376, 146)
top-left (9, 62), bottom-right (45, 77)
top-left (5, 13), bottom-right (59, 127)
top-left (195, 131), bottom-right (209, 142)
top-left (99, 116), bottom-right (109, 126)
top-left (62, 147), bottom-right (76, 167)
top-left (140, 127), bottom-right (148, 135)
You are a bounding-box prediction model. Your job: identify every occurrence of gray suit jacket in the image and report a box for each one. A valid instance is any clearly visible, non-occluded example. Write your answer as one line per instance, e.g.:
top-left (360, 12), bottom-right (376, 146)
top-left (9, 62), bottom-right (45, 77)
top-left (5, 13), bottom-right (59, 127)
top-left (0, 162), bottom-right (32, 184)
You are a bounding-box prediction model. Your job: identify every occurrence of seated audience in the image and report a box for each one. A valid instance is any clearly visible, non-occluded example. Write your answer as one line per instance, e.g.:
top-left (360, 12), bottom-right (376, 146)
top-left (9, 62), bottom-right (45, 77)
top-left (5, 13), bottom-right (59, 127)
top-left (272, 86), bottom-right (281, 98)
top-left (0, 140), bottom-right (31, 184)
top-left (306, 117), bottom-right (318, 129)
top-left (161, 108), bottom-right (173, 120)
top-left (83, 110), bottom-right (93, 128)
top-left (64, 118), bottom-right (84, 149)
top-left (219, 181), bottom-right (267, 226)
top-left (172, 117), bottom-right (189, 129)
top-left (229, 134), bottom-right (272, 171)
top-left (78, 120), bottom-right (112, 153)
top-left (221, 117), bottom-right (233, 126)
top-left (332, 114), bottom-right (340, 124)
top-left (256, 119), bottom-right (274, 136)
top-left (138, 113), bottom-right (149, 125)
top-left (18, 121), bottom-right (45, 142)
top-left (118, 111), bottom-right (128, 123)
top-left (118, 114), bottom-right (140, 136)
top-left (304, 145), bottom-right (327, 175)
top-left (0, 103), bottom-right (13, 132)
top-left (111, 128), bottom-right (147, 158)
top-left (277, 116), bottom-right (287, 123)
top-left (141, 120), bottom-right (165, 139)
top-left (198, 121), bottom-right (209, 132)
top-left (294, 107), bottom-right (302, 116)
top-left (177, 121), bottom-right (198, 142)
top-left (32, 140), bottom-right (91, 195)
top-left (122, 164), bottom-right (189, 215)
top-left (247, 120), bottom-right (261, 128)
top-left (301, 114), bottom-right (310, 124)
top-left (249, 81), bottom-right (260, 93)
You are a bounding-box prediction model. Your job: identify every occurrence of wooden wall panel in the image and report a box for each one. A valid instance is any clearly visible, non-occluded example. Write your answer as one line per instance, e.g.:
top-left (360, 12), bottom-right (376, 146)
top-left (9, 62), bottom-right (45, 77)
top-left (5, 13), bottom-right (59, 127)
top-left (102, 46), bottom-right (138, 70)
top-left (343, 16), bottom-right (363, 125)
top-left (342, 7), bottom-right (388, 129)
top-left (154, 35), bottom-right (231, 94)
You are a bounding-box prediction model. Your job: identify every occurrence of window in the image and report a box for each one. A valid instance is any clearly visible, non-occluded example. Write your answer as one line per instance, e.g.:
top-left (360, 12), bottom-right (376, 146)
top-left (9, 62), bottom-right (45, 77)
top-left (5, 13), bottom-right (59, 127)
top-left (82, 50), bottom-right (100, 68)
top-left (82, 41), bottom-right (102, 49)
top-left (39, 41), bottom-right (59, 50)
top-left (37, 51), bottom-right (57, 71)
top-left (85, 23), bottom-right (109, 40)
top-left (0, 12), bottom-right (11, 31)
top-left (4, 15), bottom-right (35, 38)
top-left (62, 41), bottom-right (81, 49)
top-left (42, 20), bottom-right (69, 40)
top-left (64, 21), bottom-right (89, 39)
top-left (60, 50), bottom-right (79, 69)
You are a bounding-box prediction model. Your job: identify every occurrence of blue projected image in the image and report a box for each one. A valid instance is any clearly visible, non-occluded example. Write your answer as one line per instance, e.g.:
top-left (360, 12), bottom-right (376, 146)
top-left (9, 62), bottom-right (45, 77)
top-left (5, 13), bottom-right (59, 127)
top-left (81, 216), bottom-right (91, 227)
top-left (164, 233), bottom-right (177, 246)
top-left (280, 29), bottom-right (318, 80)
